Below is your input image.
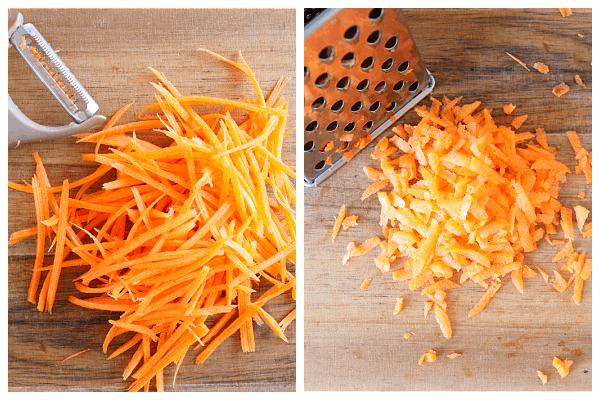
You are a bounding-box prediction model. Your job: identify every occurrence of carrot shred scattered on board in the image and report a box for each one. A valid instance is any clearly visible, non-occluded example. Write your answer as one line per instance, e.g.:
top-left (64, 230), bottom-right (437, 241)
top-left (418, 349), bottom-right (436, 365)
top-left (533, 62), bottom-right (550, 74)
top-left (552, 83), bottom-right (570, 97)
top-left (332, 205), bottom-right (346, 243)
top-left (559, 8), bottom-right (572, 17)
top-left (552, 356), bottom-right (573, 378)
top-left (506, 52), bottom-right (530, 71)
top-left (448, 352), bottom-right (462, 359)
top-left (511, 115), bottom-right (528, 130)
top-left (574, 74), bottom-right (587, 88)
top-left (503, 103), bottom-right (516, 115)
top-left (361, 278), bottom-right (372, 290)
top-left (342, 215), bottom-right (358, 230)
top-left (393, 297), bottom-right (404, 314)
top-left (537, 370), bottom-right (548, 385)
top-left (404, 332), bottom-right (413, 339)
top-left (8, 51), bottom-right (295, 392)
top-left (61, 348), bottom-right (91, 362)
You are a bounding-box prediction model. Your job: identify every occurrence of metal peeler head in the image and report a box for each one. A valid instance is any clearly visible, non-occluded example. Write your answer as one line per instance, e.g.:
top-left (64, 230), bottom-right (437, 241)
top-left (8, 13), bottom-right (106, 148)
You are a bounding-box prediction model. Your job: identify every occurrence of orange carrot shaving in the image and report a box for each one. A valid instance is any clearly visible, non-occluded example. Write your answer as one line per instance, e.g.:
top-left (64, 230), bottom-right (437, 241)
top-left (418, 349), bottom-right (436, 365)
top-left (560, 207), bottom-right (574, 240)
top-left (559, 8), bottom-right (572, 17)
top-left (533, 62), bottom-right (550, 74)
top-left (361, 278), bottom-right (372, 290)
top-left (552, 241), bottom-right (574, 263)
top-left (448, 352), bottom-right (462, 359)
top-left (537, 370), bottom-right (548, 385)
top-left (469, 281), bottom-right (501, 317)
top-left (573, 205), bottom-right (589, 232)
top-left (511, 115), bottom-right (528, 130)
top-left (404, 332), bottom-right (413, 339)
top-left (8, 51), bottom-right (295, 392)
top-left (536, 266), bottom-right (550, 283)
top-left (552, 356), bottom-right (573, 378)
top-left (552, 83), bottom-right (570, 97)
top-left (61, 348), bottom-right (91, 362)
top-left (503, 103), bottom-right (516, 115)
top-left (574, 74), bottom-right (587, 88)
top-left (342, 215), bottom-right (358, 230)
top-left (506, 52), bottom-right (530, 71)
top-left (393, 297), bottom-right (404, 315)
top-left (332, 205), bottom-right (346, 243)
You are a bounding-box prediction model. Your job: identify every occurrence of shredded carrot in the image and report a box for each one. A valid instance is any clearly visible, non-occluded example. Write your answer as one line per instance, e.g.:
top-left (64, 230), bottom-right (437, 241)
top-left (574, 74), bottom-right (587, 88)
top-left (552, 83), bottom-right (570, 97)
top-left (533, 62), bottom-right (549, 74)
top-left (393, 297), bottom-right (404, 314)
top-left (506, 52), bottom-right (530, 71)
top-left (8, 51), bottom-right (295, 392)
top-left (552, 356), bottom-right (573, 378)
top-left (511, 115), bottom-right (528, 130)
top-left (361, 278), bottom-right (372, 290)
top-left (342, 215), bottom-right (358, 230)
top-left (418, 349), bottom-right (436, 365)
top-left (552, 241), bottom-right (574, 263)
top-left (559, 8), bottom-right (572, 17)
top-left (536, 266), bottom-right (550, 283)
top-left (330, 206), bottom-right (347, 244)
top-left (503, 103), bottom-right (516, 115)
top-left (578, 191), bottom-right (586, 199)
top-left (537, 370), bottom-right (548, 385)
top-left (448, 352), bottom-right (462, 359)
top-left (404, 332), bottom-right (413, 339)
top-left (61, 348), bottom-right (91, 362)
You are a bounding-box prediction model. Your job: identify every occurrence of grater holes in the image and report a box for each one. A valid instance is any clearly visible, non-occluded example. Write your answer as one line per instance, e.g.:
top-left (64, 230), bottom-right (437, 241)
top-left (331, 100), bottom-right (345, 113)
top-left (374, 81), bottom-right (387, 94)
top-left (398, 61), bottom-right (410, 73)
top-left (381, 58), bottom-right (394, 72)
top-left (304, 141), bottom-right (315, 152)
top-left (385, 36), bottom-right (398, 51)
top-left (341, 52), bottom-right (356, 68)
top-left (386, 102), bottom-right (397, 112)
top-left (315, 72), bottom-right (331, 89)
top-left (336, 76), bottom-right (351, 91)
top-left (306, 121), bottom-right (319, 133)
top-left (351, 101), bottom-right (363, 113)
top-left (356, 79), bottom-right (370, 92)
top-left (369, 8), bottom-right (384, 21)
top-left (366, 30), bottom-right (381, 46)
top-left (312, 97), bottom-right (327, 111)
top-left (393, 80), bottom-right (405, 92)
top-left (344, 26), bottom-right (360, 42)
top-left (315, 160), bottom-right (326, 171)
top-left (361, 56), bottom-right (375, 72)
top-left (363, 121), bottom-right (374, 132)
top-left (369, 101), bottom-right (381, 113)
top-left (319, 46), bottom-right (335, 63)
top-left (409, 81), bottom-right (419, 93)
top-left (326, 121), bottom-right (339, 132)
top-left (344, 122), bottom-right (356, 133)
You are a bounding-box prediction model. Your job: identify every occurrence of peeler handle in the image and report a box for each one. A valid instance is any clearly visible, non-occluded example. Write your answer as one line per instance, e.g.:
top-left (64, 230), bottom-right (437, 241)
top-left (8, 94), bottom-right (106, 148)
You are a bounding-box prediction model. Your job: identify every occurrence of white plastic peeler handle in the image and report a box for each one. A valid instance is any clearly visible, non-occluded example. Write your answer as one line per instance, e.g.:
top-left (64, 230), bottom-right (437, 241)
top-left (7, 13), bottom-right (106, 148)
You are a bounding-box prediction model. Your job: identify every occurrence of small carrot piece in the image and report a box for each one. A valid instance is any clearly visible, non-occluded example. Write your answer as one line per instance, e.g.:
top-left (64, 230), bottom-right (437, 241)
top-left (533, 62), bottom-right (549, 74)
top-left (61, 348), bottom-right (91, 363)
top-left (418, 349), bottom-right (437, 365)
top-left (552, 83), bottom-right (570, 98)
top-left (552, 356), bottom-right (573, 378)
top-left (393, 297), bottom-right (404, 315)
top-left (506, 52), bottom-right (530, 71)
top-left (332, 205), bottom-right (346, 243)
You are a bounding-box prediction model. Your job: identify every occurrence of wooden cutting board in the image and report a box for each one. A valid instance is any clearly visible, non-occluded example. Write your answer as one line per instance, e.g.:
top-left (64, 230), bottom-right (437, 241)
top-left (7, 8), bottom-right (296, 392)
top-left (304, 8), bottom-right (592, 391)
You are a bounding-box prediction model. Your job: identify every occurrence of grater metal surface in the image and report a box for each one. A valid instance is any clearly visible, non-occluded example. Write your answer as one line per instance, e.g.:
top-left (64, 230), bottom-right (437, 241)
top-left (304, 8), bottom-right (434, 187)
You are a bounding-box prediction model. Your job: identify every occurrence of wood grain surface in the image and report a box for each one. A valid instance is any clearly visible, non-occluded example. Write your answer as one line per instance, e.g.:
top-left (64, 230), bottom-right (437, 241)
top-left (7, 8), bottom-right (296, 392)
top-left (304, 8), bottom-right (592, 391)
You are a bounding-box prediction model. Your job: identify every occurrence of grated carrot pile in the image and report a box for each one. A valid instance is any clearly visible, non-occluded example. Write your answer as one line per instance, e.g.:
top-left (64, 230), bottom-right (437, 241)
top-left (8, 51), bottom-right (296, 392)
top-left (341, 96), bottom-right (591, 340)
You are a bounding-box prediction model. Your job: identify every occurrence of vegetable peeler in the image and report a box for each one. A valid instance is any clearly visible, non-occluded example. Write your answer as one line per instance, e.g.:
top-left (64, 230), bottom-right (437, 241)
top-left (8, 13), bottom-right (106, 148)
top-left (304, 8), bottom-right (435, 187)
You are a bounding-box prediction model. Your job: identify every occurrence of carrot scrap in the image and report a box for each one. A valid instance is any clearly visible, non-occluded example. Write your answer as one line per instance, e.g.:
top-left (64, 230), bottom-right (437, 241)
top-left (511, 115), bottom-right (528, 130)
top-left (552, 356), bottom-right (573, 378)
top-left (573, 205), bottom-right (589, 232)
top-left (537, 370), bottom-right (548, 385)
top-left (361, 278), bottom-right (372, 290)
top-left (574, 75), bottom-right (587, 88)
top-left (552, 241), bottom-right (574, 263)
top-left (8, 51), bottom-right (296, 392)
top-left (503, 103), bottom-right (516, 115)
top-left (332, 205), bottom-right (346, 243)
top-left (418, 349), bottom-right (437, 365)
top-left (559, 8), bottom-right (572, 17)
top-left (448, 352), bottom-right (462, 359)
top-left (560, 207), bottom-right (574, 240)
top-left (552, 83), bottom-right (570, 97)
top-left (536, 266), bottom-right (550, 283)
top-left (393, 297), bottom-right (404, 315)
top-left (61, 348), bottom-right (91, 363)
top-left (404, 332), bottom-right (414, 339)
top-left (342, 215), bottom-right (358, 230)
top-left (506, 52), bottom-right (530, 71)
top-left (424, 301), bottom-right (433, 318)
top-left (533, 62), bottom-right (550, 74)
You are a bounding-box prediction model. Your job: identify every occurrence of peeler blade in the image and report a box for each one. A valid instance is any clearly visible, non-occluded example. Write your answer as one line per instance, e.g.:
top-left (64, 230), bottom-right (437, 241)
top-left (9, 23), bottom-right (99, 124)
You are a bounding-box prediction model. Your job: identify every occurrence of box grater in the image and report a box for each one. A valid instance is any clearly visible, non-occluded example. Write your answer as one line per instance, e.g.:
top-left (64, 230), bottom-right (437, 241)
top-left (304, 8), bottom-right (435, 187)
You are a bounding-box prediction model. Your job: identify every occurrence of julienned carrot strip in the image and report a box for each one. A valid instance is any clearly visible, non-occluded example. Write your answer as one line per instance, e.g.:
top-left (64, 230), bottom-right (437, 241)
top-left (8, 50), bottom-right (295, 391)
top-left (8, 227), bottom-right (39, 244)
top-left (61, 348), bottom-right (91, 362)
